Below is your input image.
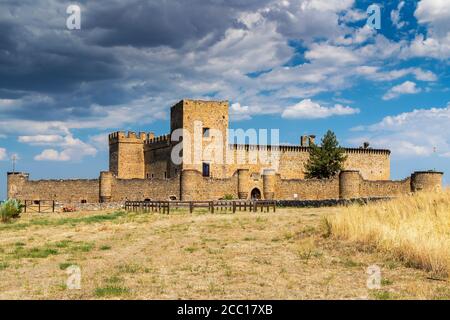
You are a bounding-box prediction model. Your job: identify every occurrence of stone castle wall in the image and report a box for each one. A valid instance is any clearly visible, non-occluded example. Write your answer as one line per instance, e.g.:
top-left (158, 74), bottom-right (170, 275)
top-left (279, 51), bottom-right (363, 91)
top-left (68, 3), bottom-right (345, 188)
top-left (224, 145), bottom-right (390, 181)
top-left (7, 173), bottom-right (99, 203)
top-left (108, 176), bottom-right (180, 201)
top-left (180, 170), bottom-right (238, 201)
top-left (276, 177), bottom-right (339, 200)
top-left (6, 170), bottom-right (443, 203)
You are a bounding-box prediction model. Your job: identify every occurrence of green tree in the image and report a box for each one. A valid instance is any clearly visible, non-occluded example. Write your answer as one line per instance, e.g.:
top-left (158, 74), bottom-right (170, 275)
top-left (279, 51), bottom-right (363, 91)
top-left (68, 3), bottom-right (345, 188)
top-left (304, 130), bottom-right (347, 179)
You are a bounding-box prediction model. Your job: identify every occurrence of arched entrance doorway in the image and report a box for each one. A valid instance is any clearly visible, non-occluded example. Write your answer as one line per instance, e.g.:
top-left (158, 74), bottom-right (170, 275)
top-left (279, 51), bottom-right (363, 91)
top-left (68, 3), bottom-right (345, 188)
top-left (250, 188), bottom-right (262, 200)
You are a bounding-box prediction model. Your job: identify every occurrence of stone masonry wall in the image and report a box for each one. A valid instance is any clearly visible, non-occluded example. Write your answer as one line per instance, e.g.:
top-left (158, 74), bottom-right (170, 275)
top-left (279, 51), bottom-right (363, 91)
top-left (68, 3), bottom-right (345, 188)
top-left (276, 177), bottom-right (340, 200)
top-left (180, 170), bottom-right (237, 200)
top-left (175, 100), bottom-right (230, 179)
top-left (360, 178), bottom-right (411, 198)
top-left (6, 170), bottom-right (443, 204)
top-left (8, 173), bottom-right (99, 203)
top-left (110, 176), bottom-right (180, 201)
top-left (109, 131), bottom-right (147, 179)
top-left (224, 145), bottom-right (390, 181)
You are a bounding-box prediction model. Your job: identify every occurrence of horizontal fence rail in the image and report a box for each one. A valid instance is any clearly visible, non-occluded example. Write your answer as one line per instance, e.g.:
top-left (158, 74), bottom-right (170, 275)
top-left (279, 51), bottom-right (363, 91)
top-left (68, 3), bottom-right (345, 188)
top-left (124, 200), bottom-right (276, 214)
top-left (23, 200), bottom-right (56, 213)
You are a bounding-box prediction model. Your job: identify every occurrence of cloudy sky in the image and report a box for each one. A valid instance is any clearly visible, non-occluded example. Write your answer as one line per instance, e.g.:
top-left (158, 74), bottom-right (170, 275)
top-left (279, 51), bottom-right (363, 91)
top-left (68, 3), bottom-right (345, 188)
top-left (0, 0), bottom-right (449, 198)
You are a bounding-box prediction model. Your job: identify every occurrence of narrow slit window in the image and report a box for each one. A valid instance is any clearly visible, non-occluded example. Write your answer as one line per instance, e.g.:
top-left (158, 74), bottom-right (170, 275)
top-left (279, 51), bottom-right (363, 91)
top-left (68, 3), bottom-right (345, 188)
top-left (202, 162), bottom-right (210, 177)
top-left (203, 127), bottom-right (210, 137)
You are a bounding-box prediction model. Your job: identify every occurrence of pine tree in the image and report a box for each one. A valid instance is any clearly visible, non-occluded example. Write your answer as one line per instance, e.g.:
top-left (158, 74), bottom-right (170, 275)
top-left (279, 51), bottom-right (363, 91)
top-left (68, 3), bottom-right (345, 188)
top-left (304, 130), bottom-right (347, 179)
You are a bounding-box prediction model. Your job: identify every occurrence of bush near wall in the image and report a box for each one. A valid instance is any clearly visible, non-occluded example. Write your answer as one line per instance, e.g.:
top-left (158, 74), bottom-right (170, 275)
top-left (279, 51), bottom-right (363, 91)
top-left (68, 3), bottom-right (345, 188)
top-left (0, 199), bottom-right (23, 223)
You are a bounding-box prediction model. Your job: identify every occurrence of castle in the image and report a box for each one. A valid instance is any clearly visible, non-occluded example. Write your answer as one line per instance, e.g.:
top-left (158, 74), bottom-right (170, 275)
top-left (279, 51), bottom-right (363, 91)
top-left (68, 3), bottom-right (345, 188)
top-left (7, 99), bottom-right (443, 204)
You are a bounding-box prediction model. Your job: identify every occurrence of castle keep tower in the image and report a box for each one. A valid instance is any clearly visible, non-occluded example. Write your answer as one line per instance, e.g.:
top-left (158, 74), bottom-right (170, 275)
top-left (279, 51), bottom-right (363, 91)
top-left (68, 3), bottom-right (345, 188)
top-left (170, 99), bottom-right (229, 178)
top-left (109, 131), bottom-right (147, 179)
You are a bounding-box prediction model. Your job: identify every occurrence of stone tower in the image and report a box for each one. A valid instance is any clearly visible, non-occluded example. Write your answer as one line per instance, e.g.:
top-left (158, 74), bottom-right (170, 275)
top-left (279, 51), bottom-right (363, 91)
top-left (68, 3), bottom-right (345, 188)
top-left (108, 131), bottom-right (147, 179)
top-left (170, 99), bottom-right (229, 178)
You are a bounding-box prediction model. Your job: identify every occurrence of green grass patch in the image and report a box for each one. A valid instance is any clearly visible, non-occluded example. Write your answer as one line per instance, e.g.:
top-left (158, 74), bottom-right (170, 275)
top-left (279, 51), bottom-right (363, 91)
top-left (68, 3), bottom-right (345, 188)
top-left (0, 262), bottom-right (9, 270)
top-left (69, 242), bottom-right (94, 253)
top-left (14, 246), bottom-right (59, 259)
top-left (184, 246), bottom-right (198, 253)
top-left (371, 290), bottom-right (395, 300)
top-left (55, 240), bottom-right (72, 248)
top-left (100, 245), bottom-right (111, 251)
top-left (11, 240), bottom-right (95, 259)
top-left (95, 285), bottom-right (129, 297)
top-left (0, 211), bottom-right (126, 231)
top-left (59, 262), bottom-right (74, 270)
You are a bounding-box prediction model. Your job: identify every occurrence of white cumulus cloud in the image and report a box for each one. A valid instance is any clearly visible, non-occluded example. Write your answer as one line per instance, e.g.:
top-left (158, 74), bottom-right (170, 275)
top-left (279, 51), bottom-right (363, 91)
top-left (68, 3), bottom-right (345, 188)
top-left (19, 134), bottom-right (97, 162)
top-left (350, 102), bottom-right (450, 158)
top-left (415, 0), bottom-right (450, 36)
top-left (281, 99), bottom-right (359, 119)
top-left (382, 81), bottom-right (421, 100)
top-left (34, 149), bottom-right (70, 161)
top-left (405, 0), bottom-right (450, 59)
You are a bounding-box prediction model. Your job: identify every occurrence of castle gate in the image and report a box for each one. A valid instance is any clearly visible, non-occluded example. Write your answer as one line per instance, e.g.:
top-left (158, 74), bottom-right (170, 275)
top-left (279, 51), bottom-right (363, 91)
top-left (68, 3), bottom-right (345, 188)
top-left (251, 188), bottom-right (262, 200)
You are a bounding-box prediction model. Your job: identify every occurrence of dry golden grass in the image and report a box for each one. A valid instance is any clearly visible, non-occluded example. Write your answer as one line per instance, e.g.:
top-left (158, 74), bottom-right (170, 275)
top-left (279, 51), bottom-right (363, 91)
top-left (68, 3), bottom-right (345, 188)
top-left (0, 205), bottom-right (449, 299)
top-left (328, 189), bottom-right (450, 278)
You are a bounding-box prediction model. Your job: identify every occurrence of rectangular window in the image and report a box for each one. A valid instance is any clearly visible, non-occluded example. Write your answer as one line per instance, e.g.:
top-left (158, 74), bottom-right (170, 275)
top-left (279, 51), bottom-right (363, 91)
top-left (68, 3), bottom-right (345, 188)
top-left (203, 127), bottom-right (210, 137)
top-left (202, 162), bottom-right (210, 177)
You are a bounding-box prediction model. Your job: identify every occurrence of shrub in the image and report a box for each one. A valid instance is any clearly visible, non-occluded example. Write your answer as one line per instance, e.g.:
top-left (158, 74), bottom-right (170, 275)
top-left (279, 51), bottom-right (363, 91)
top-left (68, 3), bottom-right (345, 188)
top-left (0, 199), bottom-right (24, 223)
top-left (222, 194), bottom-right (234, 200)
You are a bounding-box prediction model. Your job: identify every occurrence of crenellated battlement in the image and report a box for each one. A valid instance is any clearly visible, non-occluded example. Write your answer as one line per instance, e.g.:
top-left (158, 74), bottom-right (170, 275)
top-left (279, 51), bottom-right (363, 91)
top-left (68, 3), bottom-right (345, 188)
top-left (145, 133), bottom-right (171, 145)
top-left (109, 131), bottom-right (153, 144)
top-left (229, 144), bottom-right (390, 155)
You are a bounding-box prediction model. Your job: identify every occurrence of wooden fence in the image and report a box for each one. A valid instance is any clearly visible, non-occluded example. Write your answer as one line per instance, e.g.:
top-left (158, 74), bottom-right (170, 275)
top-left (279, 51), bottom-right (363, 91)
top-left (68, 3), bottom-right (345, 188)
top-left (23, 200), bottom-right (56, 213)
top-left (124, 200), bottom-right (276, 214)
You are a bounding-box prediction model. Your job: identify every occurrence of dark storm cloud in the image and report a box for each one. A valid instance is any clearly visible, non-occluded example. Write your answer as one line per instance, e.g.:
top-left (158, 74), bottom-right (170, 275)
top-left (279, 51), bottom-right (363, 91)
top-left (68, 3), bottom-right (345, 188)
top-left (83, 0), bottom-right (270, 48)
top-left (0, 24), bottom-right (122, 93)
top-left (0, 0), bottom-right (273, 123)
